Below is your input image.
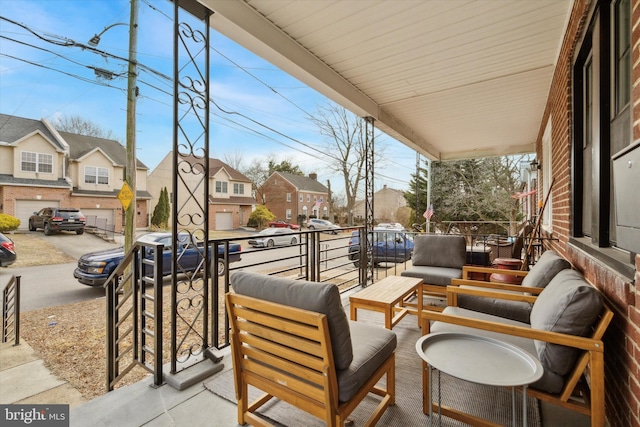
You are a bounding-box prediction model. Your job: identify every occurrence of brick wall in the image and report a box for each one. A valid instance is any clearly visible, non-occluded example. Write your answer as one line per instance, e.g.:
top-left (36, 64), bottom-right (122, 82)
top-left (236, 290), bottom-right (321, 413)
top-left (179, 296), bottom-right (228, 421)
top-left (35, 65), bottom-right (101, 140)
top-left (536, 1), bottom-right (640, 425)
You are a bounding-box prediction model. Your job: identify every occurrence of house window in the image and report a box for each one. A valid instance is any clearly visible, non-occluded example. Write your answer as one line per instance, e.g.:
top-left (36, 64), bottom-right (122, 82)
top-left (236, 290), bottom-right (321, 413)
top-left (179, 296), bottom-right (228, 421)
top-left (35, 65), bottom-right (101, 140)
top-left (571, 0), bottom-right (632, 264)
top-left (286, 193), bottom-right (291, 202)
top-left (216, 181), bottom-right (228, 194)
top-left (84, 166), bottom-right (109, 184)
top-left (233, 183), bottom-right (244, 195)
top-left (21, 151), bottom-right (52, 173)
top-left (307, 194), bottom-right (310, 202)
top-left (313, 195), bottom-right (317, 202)
top-left (323, 206), bottom-right (328, 218)
top-left (299, 194), bottom-right (303, 202)
top-left (286, 209), bottom-right (292, 219)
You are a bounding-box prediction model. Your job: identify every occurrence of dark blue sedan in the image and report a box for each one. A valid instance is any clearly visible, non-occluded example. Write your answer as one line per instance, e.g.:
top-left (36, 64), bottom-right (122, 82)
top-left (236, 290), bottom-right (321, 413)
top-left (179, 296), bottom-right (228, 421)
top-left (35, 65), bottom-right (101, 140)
top-left (348, 229), bottom-right (414, 267)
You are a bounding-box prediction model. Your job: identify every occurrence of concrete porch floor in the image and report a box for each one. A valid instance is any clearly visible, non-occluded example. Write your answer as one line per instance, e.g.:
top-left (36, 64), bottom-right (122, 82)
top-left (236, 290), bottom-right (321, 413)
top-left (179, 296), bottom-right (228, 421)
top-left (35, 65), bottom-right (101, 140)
top-left (1, 297), bottom-right (592, 427)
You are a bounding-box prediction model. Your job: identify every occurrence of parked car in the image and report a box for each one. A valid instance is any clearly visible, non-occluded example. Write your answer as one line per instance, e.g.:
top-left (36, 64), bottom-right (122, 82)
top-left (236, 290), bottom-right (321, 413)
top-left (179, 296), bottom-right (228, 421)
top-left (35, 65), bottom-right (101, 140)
top-left (73, 232), bottom-right (242, 286)
top-left (0, 232), bottom-right (17, 267)
top-left (29, 207), bottom-right (86, 235)
top-left (306, 218), bottom-right (340, 234)
top-left (348, 229), bottom-right (414, 267)
top-left (267, 220), bottom-right (300, 230)
top-left (248, 228), bottom-right (298, 248)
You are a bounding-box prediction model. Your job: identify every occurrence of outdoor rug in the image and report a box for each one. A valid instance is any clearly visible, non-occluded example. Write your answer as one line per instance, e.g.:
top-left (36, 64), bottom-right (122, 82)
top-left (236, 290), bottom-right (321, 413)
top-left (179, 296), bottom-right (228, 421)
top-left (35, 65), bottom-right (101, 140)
top-left (204, 311), bottom-right (541, 426)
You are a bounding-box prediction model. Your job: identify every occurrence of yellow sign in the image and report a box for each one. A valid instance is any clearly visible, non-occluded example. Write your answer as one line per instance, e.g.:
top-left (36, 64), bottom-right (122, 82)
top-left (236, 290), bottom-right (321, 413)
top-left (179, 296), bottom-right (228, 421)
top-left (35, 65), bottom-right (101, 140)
top-left (117, 182), bottom-right (134, 211)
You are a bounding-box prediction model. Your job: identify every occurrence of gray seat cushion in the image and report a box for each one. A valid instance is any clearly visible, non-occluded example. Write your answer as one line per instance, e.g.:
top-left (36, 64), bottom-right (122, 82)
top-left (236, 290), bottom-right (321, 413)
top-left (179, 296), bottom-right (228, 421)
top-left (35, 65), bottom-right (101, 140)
top-left (521, 250), bottom-right (571, 288)
top-left (337, 321), bottom-right (397, 402)
top-left (432, 307), bottom-right (564, 393)
top-left (230, 271), bottom-right (354, 370)
top-left (530, 269), bottom-right (603, 377)
top-left (401, 266), bottom-right (462, 287)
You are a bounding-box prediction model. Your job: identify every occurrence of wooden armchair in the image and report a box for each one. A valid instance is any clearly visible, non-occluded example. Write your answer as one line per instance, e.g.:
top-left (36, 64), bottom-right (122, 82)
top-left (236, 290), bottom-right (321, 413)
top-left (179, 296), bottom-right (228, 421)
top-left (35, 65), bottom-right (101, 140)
top-left (421, 269), bottom-right (613, 426)
top-left (400, 234), bottom-right (467, 311)
top-left (226, 271), bottom-right (396, 427)
top-left (450, 250), bottom-right (571, 323)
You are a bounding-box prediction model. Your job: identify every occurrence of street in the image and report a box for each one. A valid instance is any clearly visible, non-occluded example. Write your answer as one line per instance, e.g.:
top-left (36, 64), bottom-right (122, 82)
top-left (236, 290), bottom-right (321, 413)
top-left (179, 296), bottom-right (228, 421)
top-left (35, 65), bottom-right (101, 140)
top-left (1, 230), bottom-right (359, 313)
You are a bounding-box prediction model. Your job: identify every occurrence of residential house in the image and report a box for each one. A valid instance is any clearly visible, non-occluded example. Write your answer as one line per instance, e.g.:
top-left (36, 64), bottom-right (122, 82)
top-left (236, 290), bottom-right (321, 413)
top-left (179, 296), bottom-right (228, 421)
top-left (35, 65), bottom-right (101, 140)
top-left (147, 153), bottom-right (256, 230)
top-left (352, 185), bottom-right (407, 224)
top-left (0, 114), bottom-right (150, 232)
top-left (262, 172), bottom-right (330, 224)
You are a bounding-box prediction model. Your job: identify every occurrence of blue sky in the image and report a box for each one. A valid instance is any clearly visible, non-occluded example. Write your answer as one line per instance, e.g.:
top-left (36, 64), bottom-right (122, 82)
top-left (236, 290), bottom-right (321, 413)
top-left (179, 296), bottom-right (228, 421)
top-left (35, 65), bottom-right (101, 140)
top-left (0, 0), bottom-right (417, 198)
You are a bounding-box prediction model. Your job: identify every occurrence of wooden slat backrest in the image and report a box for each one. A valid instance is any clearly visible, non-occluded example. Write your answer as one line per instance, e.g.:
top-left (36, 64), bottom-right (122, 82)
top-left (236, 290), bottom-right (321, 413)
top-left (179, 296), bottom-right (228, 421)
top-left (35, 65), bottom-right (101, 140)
top-left (226, 292), bottom-right (338, 420)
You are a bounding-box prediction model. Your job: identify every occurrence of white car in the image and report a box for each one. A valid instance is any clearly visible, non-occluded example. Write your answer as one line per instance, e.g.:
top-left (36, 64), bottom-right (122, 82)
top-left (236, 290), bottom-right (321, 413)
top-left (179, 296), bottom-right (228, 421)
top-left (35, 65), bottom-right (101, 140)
top-left (306, 218), bottom-right (340, 234)
top-left (248, 228), bottom-right (298, 247)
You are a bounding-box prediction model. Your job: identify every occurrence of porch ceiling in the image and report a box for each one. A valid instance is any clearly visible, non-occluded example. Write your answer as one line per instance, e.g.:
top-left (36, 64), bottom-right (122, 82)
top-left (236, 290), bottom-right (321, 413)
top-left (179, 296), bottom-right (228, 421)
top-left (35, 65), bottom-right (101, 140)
top-left (200, 0), bottom-right (572, 161)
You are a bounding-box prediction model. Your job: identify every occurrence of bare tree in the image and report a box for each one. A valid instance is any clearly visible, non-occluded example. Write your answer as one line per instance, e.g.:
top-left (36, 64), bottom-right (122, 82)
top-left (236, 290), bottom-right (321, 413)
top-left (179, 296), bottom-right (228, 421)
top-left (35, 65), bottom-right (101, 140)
top-left (307, 103), bottom-right (385, 215)
top-left (52, 114), bottom-right (119, 140)
top-left (223, 149), bottom-right (245, 171)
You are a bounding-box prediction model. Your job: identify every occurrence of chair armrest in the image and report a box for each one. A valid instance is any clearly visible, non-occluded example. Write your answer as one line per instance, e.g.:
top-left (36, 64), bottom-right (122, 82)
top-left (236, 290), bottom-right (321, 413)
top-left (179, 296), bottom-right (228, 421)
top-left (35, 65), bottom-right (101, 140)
top-left (462, 265), bottom-right (529, 279)
top-left (446, 285), bottom-right (538, 306)
top-left (421, 310), bottom-right (603, 352)
top-left (450, 278), bottom-right (543, 294)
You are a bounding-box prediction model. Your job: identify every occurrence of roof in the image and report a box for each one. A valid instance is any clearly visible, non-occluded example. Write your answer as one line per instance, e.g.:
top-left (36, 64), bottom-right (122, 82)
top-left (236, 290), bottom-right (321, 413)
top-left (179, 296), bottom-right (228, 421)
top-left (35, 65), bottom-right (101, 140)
top-left (71, 188), bottom-right (153, 199)
top-left (0, 114), bottom-right (65, 150)
top-left (208, 158), bottom-right (252, 182)
top-left (0, 174), bottom-right (71, 189)
top-left (61, 132), bottom-right (148, 169)
top-left (202, 0), bottom-right (571, 160)
top-left (273, 172), bottom-right (329, 193)
top-left (209, 195), bottom-right (257, 205)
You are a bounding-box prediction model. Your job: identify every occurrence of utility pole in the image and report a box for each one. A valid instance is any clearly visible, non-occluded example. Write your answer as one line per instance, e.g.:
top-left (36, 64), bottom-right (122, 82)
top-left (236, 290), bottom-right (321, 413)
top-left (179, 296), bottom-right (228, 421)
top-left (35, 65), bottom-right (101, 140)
top-left (124, 0), bottom-right (139, 252)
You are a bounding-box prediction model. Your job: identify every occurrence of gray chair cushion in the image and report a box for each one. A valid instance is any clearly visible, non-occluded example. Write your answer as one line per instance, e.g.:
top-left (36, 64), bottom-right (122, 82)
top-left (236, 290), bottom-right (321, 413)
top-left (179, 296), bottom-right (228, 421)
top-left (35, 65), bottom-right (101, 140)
top-left (457, 293), bottom-right (533, 324)
top-left (411, 235), bottom-right (467, 268)
top-left (230, 271), bottom-right (354, 371)
top-left (401, 266), bottom-right (462, 287)
top-left (530, 269), bottom-right (603, 377)
top-left (521, 250), bottom-right (571, 288)
top-left (432, 307), bottom-right (564, 393)
top-left (337, 321), bottom-right (396, 402)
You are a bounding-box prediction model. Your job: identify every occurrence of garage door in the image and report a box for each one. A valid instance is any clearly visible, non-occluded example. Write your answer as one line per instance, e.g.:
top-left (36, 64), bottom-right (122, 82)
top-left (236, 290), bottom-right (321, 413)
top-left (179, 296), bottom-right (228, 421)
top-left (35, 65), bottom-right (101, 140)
top-left (82, 209), bottom-right (115, 229)
top-left (215, 212), bottom-right (234, 230)
top-left (15, 200), bottom-right (60, 230)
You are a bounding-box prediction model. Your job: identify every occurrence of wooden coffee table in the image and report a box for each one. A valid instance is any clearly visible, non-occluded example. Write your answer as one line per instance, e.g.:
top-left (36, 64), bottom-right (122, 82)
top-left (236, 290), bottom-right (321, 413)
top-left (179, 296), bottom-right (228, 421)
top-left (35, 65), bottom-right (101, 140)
top-left (350, 276), bottom-right (423, 329)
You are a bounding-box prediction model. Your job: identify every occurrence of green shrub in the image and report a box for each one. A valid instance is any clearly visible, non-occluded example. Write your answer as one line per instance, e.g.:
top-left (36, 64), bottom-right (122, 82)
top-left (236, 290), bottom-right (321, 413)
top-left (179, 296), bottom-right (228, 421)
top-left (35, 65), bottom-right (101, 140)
top-left (248, 205), bottom-right (275, 229)
top-left (0, 214), bottom-right (20, 232)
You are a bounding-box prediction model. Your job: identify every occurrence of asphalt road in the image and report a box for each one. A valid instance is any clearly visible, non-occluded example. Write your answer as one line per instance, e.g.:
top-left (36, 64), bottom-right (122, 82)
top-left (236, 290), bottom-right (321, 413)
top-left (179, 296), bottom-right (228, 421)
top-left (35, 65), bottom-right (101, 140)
top-left (1, 231), bottom-right (122, 312)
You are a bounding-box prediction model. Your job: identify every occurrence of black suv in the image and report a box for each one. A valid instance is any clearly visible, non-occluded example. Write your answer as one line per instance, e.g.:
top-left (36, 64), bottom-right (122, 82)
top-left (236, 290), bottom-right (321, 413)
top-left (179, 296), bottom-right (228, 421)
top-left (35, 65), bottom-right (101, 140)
top-left (29, 207), bottom-right (86, 235)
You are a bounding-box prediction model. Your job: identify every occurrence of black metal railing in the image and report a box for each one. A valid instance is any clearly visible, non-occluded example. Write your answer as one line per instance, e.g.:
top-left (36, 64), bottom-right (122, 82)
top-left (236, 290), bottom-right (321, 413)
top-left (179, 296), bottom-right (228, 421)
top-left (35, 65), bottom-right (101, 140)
top-left (105, 241), bottom-right (163, 391)
top-left (2, 275), bottom-right (21, 346)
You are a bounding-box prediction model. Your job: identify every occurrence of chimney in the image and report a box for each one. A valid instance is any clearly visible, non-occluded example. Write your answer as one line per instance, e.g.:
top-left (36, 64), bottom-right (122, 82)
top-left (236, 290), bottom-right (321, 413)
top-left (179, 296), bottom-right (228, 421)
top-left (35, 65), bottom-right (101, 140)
top-left (309, 173), bottom-right (317, 180)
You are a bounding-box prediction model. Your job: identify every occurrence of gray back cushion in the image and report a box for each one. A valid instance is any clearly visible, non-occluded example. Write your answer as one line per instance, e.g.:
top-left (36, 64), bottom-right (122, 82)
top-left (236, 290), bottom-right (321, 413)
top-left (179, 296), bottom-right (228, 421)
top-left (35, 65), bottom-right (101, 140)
top-left (230, 271), bottom-right (353, 370)
top-left (412, 235), bottom-right (466, 268)
top-left (521, 250), bottom-right (571, 288)
top-left (530, 269), bottom-right (603, 376)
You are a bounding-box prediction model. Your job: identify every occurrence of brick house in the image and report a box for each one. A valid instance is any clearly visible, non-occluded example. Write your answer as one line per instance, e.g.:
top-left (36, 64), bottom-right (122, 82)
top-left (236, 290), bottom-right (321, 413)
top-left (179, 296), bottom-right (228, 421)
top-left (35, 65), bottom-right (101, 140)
top-left (261, 172), bottom-right (330, 225)
top-left (352, 185), bottom-right (407, 224)
top-left (147, 153), bottom-right (256, 230)
top-left (535, 2), bottom-right (639, 425)
top-left (0, 114), bottom-right (151, 232)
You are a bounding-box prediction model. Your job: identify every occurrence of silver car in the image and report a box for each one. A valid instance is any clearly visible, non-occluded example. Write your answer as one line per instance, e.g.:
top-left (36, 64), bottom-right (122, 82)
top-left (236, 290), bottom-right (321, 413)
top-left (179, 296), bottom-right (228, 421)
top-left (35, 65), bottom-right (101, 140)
top-left (248, 228), bottom-right (298, 247)
top-left (306, 218), bottom-right (340, 234)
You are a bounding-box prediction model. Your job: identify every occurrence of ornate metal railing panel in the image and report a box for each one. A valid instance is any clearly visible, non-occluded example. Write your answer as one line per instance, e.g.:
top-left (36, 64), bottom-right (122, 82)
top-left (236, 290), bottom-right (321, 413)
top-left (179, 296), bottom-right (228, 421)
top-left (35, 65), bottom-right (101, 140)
top-left (171, 1), bottom-right (211, 374)
top-left (364, 116), bottom-right (375, 286)
top-left (1, 275), bottom-right (21, 346)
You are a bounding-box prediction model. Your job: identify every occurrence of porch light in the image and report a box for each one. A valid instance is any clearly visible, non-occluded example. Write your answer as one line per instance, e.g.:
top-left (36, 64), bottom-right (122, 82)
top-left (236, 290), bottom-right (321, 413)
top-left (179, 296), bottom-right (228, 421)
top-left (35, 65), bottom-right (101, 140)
top-left (530, 159), bottom-right (540, 171)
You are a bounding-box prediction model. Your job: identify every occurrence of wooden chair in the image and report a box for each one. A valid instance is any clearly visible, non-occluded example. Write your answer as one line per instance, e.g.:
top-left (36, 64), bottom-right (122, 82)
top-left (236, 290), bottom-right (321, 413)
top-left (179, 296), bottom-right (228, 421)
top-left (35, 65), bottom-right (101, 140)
top-left (226, 271), bottom-right (396, 427)
top-left (400, 234), bottom-right (467, 311)
top-left (421, 269), bottom-right (613, 427)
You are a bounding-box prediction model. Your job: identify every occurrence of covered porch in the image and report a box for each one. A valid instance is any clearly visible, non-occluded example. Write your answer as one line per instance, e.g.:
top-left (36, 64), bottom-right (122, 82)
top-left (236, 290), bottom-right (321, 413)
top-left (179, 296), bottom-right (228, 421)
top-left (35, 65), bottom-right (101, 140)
top-left (62, 1), bottom-right (639, 426)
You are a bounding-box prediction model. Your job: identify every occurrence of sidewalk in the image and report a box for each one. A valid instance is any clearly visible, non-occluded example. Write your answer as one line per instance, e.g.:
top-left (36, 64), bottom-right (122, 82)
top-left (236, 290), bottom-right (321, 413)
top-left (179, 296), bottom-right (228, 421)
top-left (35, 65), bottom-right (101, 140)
top-left (0, 340), bottom-right (85, 408)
